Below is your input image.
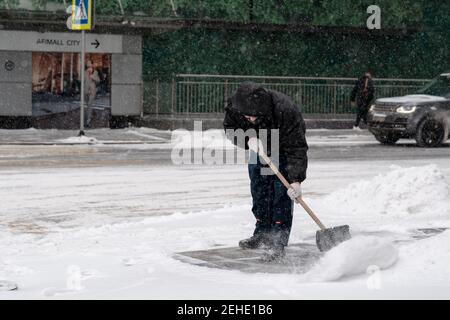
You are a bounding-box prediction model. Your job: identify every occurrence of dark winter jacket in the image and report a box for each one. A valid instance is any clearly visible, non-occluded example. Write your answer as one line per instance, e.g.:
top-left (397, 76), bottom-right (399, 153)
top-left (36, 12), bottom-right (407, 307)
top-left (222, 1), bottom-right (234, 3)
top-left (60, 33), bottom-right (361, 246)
top-left (350, 76), bottom-right (375, 108)
top-left (223, 82), bottom-right (308, 183)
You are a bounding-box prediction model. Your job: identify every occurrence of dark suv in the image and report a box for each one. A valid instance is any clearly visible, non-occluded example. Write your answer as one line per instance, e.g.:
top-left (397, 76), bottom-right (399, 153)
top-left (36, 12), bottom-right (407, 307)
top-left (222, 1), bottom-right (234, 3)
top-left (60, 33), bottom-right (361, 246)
top-left (367, 73), bottom-right (450, 147)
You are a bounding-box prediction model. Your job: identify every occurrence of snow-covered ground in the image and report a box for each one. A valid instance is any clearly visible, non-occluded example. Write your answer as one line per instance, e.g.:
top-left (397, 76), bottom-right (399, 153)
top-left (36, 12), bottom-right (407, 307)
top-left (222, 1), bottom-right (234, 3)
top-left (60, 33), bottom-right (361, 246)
top-left (1, 129), bottom-right (450, 299)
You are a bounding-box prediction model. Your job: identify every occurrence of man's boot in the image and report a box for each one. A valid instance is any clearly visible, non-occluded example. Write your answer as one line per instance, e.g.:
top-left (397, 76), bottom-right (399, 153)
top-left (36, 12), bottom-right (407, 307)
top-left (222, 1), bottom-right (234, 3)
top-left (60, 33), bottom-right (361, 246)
top-left (239, 219), bottom-right (271, 249)
top-left (239, 232), bottom-right (269, 249)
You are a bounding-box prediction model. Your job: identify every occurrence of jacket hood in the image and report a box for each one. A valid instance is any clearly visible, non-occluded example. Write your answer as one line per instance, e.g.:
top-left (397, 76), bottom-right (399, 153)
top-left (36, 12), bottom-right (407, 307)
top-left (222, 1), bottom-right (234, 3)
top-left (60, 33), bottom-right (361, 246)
top-left (230, 81), bottom-right (272, 116)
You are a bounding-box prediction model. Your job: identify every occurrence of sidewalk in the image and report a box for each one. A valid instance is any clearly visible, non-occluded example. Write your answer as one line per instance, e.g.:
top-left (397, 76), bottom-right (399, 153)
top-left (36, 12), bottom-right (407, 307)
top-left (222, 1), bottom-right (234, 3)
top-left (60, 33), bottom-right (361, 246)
top-left (0, 128), bottom-right (172, 145)
top-left (0, 127), bottom-right (371, 145)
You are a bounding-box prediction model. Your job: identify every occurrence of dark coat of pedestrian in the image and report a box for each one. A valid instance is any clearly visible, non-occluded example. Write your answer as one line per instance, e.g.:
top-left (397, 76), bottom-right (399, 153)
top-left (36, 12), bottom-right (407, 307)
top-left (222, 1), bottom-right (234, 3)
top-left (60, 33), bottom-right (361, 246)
top-left (351, 71), bottom-right (375, 128)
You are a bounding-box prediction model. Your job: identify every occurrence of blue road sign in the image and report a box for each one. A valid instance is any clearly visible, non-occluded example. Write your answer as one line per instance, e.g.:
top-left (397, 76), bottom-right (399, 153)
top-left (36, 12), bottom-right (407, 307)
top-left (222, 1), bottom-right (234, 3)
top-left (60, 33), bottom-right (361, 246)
top-left (72, 0), bottom-right (93, 31)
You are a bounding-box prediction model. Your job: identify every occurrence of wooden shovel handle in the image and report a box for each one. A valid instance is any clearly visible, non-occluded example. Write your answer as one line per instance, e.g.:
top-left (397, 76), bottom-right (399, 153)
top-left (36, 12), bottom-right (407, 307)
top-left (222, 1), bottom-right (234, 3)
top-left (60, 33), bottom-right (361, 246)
top-left (258, 150), bottom-right (327, 230)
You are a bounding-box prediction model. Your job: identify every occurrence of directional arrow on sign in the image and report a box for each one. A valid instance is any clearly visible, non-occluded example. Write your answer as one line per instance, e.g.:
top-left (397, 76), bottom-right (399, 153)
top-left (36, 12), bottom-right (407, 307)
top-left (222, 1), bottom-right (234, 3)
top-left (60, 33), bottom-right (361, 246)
top-left (91, 39), bottom-right (100, 49)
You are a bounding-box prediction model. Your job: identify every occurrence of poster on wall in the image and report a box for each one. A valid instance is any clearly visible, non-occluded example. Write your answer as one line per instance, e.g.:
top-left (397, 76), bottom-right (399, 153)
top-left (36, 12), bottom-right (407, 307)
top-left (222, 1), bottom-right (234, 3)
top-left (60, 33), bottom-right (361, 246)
top-left (32, 52), bottom-right (111, 128)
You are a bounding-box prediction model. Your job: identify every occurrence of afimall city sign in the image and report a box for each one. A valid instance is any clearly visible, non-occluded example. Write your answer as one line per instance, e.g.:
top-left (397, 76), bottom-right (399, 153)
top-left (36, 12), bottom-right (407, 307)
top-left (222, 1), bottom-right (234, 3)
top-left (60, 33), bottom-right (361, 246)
top-left (0, 30), bottom-right (122, 53)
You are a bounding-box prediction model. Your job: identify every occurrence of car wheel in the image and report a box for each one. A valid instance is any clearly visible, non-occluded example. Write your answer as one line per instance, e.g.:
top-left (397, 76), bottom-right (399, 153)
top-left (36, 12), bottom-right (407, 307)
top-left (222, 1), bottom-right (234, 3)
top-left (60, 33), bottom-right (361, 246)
top-left (415, 118), bottom-right (447, 147)
top-left (374, 133), bottom-right (400, 145)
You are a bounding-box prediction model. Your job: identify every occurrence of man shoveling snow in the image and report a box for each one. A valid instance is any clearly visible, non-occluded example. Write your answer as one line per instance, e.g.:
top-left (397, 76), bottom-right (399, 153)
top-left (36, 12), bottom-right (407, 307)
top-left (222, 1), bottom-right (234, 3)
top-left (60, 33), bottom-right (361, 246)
top-left (223, 81), bottom-right (309, 261)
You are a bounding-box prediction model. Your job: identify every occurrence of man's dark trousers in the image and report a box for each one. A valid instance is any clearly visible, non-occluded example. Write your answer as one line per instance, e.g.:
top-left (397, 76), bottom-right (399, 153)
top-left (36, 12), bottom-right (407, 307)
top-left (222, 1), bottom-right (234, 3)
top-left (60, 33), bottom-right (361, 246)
top-left (248, 152), bottom-right (294, 247)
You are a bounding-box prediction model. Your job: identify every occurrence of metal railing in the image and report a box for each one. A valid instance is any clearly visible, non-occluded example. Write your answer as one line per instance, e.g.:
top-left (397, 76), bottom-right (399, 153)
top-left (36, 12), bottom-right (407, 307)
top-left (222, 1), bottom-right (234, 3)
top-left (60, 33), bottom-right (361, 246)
top-left (144, 74), bottom-right (430, 115)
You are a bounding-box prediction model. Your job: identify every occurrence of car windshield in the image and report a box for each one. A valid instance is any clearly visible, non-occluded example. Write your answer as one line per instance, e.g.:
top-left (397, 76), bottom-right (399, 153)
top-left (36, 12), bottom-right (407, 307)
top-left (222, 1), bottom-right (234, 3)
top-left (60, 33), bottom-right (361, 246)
top-left (416, 75), bottom-right (450, 98)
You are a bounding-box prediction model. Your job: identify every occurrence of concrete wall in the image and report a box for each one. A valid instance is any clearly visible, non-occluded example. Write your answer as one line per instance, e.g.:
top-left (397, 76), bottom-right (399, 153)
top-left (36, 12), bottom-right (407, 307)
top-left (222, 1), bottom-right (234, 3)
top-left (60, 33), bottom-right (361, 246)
top-left (111, 35), bottom-right (143, 116)
top-left (0, 51), bottom-right (32, 116)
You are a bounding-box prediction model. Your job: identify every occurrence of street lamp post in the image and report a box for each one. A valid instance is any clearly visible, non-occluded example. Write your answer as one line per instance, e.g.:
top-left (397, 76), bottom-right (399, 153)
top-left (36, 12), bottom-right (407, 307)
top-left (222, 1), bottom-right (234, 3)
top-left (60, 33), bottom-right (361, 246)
top-left (79, 30), bottom-right (85, 136)
top-left (67, 0), bottom-right (94, 136)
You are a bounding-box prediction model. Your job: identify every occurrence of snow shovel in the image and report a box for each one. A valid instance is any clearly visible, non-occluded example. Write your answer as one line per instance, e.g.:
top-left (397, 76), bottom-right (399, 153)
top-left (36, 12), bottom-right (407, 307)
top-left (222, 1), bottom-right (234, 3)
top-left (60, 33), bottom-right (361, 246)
top-left (256, 147), bottom-right (351, 252)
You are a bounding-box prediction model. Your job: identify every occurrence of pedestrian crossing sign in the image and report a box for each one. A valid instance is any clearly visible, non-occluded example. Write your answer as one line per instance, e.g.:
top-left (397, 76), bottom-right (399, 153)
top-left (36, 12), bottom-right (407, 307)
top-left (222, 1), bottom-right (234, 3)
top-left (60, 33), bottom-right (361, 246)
top-left (72, 0), bottom-right (93, 30)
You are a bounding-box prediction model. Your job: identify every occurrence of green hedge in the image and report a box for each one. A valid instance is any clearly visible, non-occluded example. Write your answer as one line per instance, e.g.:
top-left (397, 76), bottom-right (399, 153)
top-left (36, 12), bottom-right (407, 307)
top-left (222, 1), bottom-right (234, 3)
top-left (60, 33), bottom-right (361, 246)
top-left (143, 28), bottom-right (450, 81)
top-left (140, 2), bottom-right (449, 80)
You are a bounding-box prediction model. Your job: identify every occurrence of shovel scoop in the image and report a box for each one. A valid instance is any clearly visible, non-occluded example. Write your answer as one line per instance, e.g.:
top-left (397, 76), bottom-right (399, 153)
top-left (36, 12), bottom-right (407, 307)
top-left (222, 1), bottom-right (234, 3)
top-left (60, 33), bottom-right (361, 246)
top-left (316, 225), bottom-right (351, 252)
top-left (256, 145), bottom-right (352, 252)
top-left (296, 197), bottom-right (351, 252)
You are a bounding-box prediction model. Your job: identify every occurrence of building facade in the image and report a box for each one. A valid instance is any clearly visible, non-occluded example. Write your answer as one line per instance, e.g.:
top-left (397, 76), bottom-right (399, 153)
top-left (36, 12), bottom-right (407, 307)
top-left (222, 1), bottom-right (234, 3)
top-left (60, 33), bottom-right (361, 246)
top-left (0, 18), bottom-right (143, 128)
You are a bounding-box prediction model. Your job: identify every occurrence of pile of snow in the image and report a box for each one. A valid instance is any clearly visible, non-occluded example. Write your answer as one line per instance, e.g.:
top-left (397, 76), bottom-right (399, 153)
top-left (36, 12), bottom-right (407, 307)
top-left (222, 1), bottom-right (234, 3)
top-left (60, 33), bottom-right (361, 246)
top-left (57, 136), bottom-right (99, 144)
top-left (0, 259), bottom-right (34, 279)
top-left (305, 236), bottom-right (398, 281)
top-left (387, 230), bottom-right (450, 285)
top-left (324, 165), bottom-right (450, 216)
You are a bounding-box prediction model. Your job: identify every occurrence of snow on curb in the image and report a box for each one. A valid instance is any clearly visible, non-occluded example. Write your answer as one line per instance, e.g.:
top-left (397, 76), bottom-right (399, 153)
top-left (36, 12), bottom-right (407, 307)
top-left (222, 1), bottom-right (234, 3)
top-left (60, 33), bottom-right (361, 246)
top-left (324, 165), bottom-right (450, 216)
top-left (56, 136), bottom-right (99, 144)
top-left (304, 236), bottom-right (398, 281)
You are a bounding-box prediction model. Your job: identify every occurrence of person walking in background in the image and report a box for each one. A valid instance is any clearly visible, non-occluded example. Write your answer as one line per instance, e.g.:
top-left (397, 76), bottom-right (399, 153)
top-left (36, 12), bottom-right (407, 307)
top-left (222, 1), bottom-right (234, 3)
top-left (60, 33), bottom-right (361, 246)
top-left (84, 60), bottom-right (99, 127)
top-left (351, 70), bottom-right (375, 129)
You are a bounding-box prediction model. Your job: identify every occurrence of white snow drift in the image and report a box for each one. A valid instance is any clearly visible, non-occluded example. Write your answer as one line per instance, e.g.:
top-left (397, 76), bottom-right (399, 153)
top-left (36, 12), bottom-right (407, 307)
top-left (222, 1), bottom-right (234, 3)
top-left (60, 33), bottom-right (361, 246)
top-left (305, 236), bottom-right (398, 281)
top-left (323, 164), bottom-right (450, 216)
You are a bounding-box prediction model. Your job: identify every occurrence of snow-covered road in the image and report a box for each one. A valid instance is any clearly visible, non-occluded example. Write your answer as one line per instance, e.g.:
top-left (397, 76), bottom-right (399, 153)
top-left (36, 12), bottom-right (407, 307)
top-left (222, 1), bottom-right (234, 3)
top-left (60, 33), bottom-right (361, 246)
top-left (1, 129), bottom-right (450, 299)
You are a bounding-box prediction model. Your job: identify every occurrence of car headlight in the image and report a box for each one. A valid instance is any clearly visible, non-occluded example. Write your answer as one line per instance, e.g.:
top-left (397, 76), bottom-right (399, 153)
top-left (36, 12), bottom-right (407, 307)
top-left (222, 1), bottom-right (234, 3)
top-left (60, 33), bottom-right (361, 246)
top-left (369, 104), bottom-right (376, 111)
top-left (396, 106), bottom-right (417, 113)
